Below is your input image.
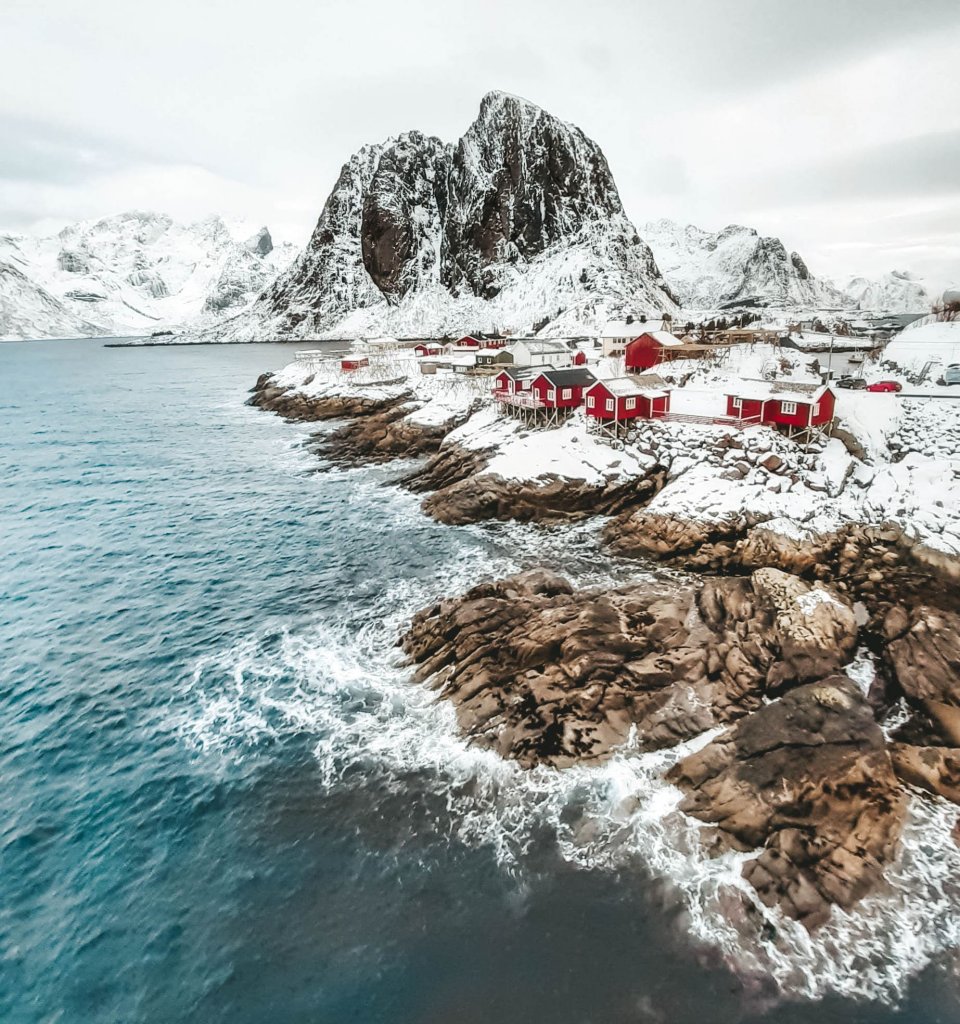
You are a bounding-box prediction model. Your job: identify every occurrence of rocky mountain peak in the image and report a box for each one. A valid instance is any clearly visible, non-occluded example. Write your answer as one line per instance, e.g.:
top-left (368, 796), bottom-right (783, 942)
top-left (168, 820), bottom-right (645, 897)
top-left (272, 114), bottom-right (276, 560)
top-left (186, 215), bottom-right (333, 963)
top-left (232, 92), bottom-right (676, 340)
top-left (244, 226), bottom-right (274, 257)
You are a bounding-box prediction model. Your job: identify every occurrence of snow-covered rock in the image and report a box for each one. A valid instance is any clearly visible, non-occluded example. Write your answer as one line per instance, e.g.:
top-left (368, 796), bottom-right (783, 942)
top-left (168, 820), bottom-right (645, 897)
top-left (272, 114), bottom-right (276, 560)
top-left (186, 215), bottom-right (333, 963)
top-left (0, 211), bottom-right (297, 340)
top-left (211, 91), bottom-right (678, 342)
top-left (641, 218), bottom-right (848, 310)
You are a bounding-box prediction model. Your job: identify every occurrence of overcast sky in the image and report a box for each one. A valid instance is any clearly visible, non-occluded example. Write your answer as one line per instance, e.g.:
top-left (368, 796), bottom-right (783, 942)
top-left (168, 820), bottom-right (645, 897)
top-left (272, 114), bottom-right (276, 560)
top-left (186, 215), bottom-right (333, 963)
top-left (2, 0), bottom-right (959, 285)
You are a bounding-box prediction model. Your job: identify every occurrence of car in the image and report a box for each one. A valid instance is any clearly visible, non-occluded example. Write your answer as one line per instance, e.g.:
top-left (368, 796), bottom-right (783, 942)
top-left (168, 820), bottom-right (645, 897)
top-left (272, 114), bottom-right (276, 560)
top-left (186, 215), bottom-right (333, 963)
top-left (865, 380), bottom-right (903, 393)
top-left (946, 364), bottom-right (960, 386)
top-left (834, 376), bottom-right (867, 390)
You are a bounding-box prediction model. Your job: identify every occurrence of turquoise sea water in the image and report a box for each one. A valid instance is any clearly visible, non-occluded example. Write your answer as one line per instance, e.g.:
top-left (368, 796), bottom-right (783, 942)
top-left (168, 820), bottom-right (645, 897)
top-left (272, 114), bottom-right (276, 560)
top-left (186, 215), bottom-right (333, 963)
top-left (1, 338), bottom-right (956, 1023)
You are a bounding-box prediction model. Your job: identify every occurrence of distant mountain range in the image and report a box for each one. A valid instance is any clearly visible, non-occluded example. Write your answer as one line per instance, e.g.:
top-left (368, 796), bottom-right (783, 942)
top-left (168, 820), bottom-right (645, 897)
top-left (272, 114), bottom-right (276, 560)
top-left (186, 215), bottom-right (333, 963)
top-left (0, 212), bottom-right (297, 340)
top-left (0, 95), bottom-right (939, 341)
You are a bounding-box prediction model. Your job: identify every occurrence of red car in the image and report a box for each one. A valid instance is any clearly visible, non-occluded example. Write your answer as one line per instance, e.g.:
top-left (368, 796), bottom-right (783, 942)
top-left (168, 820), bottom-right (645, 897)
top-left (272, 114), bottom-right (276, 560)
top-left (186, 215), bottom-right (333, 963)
top-left (865, 381), bottom-right (903, 393)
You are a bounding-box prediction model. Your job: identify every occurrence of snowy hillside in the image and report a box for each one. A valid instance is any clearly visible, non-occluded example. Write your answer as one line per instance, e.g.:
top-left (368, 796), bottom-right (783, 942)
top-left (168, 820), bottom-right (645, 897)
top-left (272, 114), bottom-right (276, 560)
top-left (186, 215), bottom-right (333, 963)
top-left (0, 212), bottom-right (297, 340)
top-left (211, 91), bottom-right (678, 341)
top-left (0, 261), bottom-right (102, 340)
top-left (641, 219), bottom-right (848, 310)
top-left (843, 270), bottom-right (932, 313)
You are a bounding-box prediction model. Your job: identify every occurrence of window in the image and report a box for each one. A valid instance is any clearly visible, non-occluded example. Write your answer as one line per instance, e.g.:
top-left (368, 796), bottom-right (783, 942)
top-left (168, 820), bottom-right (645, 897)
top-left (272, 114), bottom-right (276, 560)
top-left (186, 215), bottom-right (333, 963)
top-left (547, 390), bottom-right (556, 402)
top-left (587, 396), bottom-right (595, 408)
top-left (813, 402), bottom-right (821, 417)
top-left (732, 397), bottom-right (742, 410)
top-left (606, 399), bottom-right (615, 412)
top-left (781, 401), bottom-right (797, 415)
top-left (562, 388), bottom-right (572, 399)
top-left (625, 397), bottom-right (636, 410)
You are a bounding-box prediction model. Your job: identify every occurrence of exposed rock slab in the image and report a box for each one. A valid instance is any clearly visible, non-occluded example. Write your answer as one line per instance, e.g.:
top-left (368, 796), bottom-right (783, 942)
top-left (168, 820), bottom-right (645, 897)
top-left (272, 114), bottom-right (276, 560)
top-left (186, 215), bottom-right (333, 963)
top-left (890, 743), bottom-right (960, 805)
top-left (667, 676), bottom-right (906, 929)
top-left (400, 568), bottom-right (859, 768)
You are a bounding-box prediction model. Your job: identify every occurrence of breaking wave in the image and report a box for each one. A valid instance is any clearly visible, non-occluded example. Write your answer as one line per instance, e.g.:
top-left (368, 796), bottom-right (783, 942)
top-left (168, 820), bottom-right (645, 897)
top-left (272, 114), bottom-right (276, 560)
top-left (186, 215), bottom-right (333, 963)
top-left (179, 534), bottom-right (960, 1008)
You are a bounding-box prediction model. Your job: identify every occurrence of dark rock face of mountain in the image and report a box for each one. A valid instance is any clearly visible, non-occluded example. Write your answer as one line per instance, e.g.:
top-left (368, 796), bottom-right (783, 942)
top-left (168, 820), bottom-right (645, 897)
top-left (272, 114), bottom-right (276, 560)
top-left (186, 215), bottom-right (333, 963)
top-left (227, 92), bottom-right (676, 339)
top-left (359, 131), bottom-right (450, 300)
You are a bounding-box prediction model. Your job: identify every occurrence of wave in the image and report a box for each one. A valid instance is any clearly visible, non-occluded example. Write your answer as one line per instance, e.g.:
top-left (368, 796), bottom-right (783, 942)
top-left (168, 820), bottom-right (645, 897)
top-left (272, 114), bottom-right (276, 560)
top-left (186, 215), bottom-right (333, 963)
top-left (175, 424), bottom-right (960, 1009)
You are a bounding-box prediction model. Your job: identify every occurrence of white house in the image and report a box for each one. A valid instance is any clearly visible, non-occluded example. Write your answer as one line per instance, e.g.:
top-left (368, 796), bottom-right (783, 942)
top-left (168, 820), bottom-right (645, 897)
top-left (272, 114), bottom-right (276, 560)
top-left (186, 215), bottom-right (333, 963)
top-left (505, 339), bottom-right (574, 368)
top-left (600, 319), bottom-right (672, 357)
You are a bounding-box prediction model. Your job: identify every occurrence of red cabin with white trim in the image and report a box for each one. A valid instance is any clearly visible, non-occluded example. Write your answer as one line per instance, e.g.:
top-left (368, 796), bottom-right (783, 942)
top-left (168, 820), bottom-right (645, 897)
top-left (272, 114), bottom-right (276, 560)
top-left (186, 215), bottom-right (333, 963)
top-left (341, 356), bottom-right (369, 371)
top-left (586, 376), bottom-right (670, 420)
top-left (414, 343), bottom-right (444, 357)
top-left (624, 331), bottom-right (686, 371)
top-left (528, 368), bottom-right (597, 409)
top-left (724, 382), bottom-right (835, 427)
top-left (492, 366), bottom-right (541, 394)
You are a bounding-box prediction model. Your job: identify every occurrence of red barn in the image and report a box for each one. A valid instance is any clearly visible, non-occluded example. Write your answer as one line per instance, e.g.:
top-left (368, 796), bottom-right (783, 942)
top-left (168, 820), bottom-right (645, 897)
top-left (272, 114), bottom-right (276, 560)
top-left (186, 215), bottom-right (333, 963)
top-left (624, 330), bottom-right (687, 371)
top-left (585, 376), bottom-right (670, 421)
top-left (414, 343), bottom-right (444, 357)
top-left (725, 381), bottom-right (835, 428)
top-left (340, 356), bottom-right (369, 371)
top-left (529, 368), bottom-right (597, 409)
top-left (572, 349), bottom-right (587, 366)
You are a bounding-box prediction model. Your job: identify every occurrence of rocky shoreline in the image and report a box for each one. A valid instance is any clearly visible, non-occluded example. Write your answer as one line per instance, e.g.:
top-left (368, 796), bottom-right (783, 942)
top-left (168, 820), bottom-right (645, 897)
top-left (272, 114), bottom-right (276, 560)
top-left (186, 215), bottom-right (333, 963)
top-left (249, 364), bottom-right (960, 934)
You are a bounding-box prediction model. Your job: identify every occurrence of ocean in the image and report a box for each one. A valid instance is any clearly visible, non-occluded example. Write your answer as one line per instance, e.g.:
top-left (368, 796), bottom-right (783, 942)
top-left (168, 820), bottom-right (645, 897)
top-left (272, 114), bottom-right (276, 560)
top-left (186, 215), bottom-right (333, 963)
top-left (1, 338), bottom-right (957, 1023)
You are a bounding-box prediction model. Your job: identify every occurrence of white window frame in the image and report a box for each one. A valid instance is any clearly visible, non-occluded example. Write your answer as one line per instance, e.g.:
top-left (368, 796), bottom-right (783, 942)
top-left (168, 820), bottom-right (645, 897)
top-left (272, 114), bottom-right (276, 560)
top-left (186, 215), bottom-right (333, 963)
top-left (587, 395), bottom-right (595, 408)
top-left (732, 397), bottom-right (742, 411)
top-left (781, 401), bottom-right (797, 415)
top-left (547, 389), bottom-right (556, 402)
top-left (605, 398), bottom-right (615, 412)
top-left (625, 397), bottom-right (636, 410)
top-left (812, 401), bottom-right (821, 416)
top-left (562, 388), bottom-right (572, 399)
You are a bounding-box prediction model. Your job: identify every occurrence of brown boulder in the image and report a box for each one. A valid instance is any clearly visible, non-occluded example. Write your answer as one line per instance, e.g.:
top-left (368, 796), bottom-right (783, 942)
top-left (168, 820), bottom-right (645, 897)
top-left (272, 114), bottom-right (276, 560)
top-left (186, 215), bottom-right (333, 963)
top-left (885, 606), bottom-right (960, 707)
top-left (890, 743), bottom-right (960, 805)
top-left (667, 676), bottom-right (906, 929)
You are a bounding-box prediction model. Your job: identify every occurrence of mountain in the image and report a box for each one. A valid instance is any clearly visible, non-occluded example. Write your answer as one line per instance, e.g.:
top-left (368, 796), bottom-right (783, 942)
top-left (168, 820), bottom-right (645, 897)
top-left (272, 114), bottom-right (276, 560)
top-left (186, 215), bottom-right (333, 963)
top-left (843, 270), bottom-right (932, 313)
top-left (0, 261), bottom-right (103, 340)
top-left (0, 212), bottom-right (297, 340)
top-left (640, 219), bottom-right (848, 310)
top-left (214, 91), bottom-right (677, 340)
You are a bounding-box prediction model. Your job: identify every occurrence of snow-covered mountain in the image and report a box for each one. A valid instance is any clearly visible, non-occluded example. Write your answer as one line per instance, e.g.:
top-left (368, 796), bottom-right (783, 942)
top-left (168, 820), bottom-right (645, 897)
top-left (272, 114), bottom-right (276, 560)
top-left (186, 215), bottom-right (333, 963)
top-left (0, 261), bottom-right (104, 340)
top-left (0, 212), bottom-right (297, 340)
top-left (640, 219), bottom-right (848, 311)
top-left (214, 91), bottom-right (678, 340)
top-left (843, 270), bottom-right (932, 313)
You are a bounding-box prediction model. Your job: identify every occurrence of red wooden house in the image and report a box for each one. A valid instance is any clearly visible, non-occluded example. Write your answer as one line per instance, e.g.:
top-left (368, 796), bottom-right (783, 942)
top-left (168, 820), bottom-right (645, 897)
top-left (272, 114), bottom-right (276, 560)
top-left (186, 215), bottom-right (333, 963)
top-left (572, 349), bottom-right (588, 366)
top-left (452, 335), bottom-right (482, 349)
top-left (341, 356), bottom-right (369, 371)
top-left (414, 343), bottom-right (444, 357)
top-left (724, 381), bottom-right (835, 428)
top-left (528, 368), bottom-right (597, 409)
top-left (492, 366), bottom-right (542, 395)
top-left (586, 376), bottom-right (670, 422)
top-left (624, 331), bottom-right (687, 371)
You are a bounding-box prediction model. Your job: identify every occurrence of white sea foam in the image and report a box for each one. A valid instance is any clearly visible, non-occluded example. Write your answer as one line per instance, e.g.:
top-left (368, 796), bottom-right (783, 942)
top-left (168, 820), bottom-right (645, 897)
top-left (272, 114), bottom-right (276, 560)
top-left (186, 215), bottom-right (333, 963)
top-left (177, 439), bottom-right (960, 1008)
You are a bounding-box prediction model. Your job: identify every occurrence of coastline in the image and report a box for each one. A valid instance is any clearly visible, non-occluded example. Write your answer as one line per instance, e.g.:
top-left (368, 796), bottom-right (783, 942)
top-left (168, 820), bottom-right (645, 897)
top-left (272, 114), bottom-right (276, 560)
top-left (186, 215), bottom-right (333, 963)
top-left (246, 342), bottom-right (960, 994)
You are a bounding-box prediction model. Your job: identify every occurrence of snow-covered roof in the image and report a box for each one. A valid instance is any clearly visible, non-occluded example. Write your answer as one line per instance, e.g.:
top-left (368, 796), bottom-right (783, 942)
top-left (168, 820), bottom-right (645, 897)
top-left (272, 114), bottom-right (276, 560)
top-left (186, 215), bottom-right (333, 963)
top-left (498, 365), bottom-right (544, 380)
top-left (727, 379), bottom-right (829, 403)
top-left (591, 375), bottom-right (650, 397)
top-left (450, 353), bottom-right (477, 366)
top-left (601, 319), bottom-right (668, 338)
top-left (514, 339), bottom-right (570, 354)
top-left (630, 373), bottom-right (668, 390)
top-left (633, 329), bottom-right (684, 347)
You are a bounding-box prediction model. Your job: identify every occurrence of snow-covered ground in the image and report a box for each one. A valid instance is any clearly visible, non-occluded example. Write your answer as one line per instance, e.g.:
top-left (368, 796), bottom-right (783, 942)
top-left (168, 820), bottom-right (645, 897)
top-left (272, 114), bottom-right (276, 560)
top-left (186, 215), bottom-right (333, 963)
top-left (269, 339), bottom-right (960, 555)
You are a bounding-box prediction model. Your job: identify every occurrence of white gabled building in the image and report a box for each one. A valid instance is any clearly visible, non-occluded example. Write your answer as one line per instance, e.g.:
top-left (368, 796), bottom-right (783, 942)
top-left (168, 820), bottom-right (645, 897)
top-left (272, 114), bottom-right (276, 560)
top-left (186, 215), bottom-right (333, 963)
top-left (600, 319), bottom-right (672, 357)
top-left (506, 339), bottom-right (574, 368)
